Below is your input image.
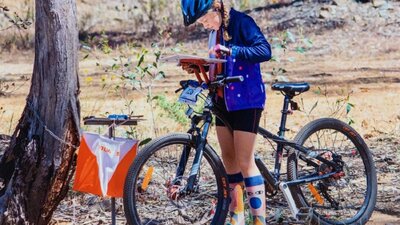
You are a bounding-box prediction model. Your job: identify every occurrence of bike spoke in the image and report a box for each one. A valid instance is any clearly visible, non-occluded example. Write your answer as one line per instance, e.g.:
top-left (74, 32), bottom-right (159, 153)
top-left (298, 128), bottom-right (369, 223)
top-left (133, 143), bottom-right (219, 224)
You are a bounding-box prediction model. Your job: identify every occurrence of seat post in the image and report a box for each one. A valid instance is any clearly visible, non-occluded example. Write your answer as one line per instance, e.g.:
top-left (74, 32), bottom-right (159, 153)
top-left (278, 94), bottom-right (292, 138)
top-left (273, 93), bottom-right (292, 180)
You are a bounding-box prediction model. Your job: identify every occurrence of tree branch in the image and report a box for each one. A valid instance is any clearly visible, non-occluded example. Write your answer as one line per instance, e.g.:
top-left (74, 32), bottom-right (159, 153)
top-left (243, 0), bottom-right (303, 14)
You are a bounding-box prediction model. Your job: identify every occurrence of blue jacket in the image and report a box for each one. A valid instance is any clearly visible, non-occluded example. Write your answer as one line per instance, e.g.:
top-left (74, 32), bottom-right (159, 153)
top-left (212, 9), bottom-right (271, 111)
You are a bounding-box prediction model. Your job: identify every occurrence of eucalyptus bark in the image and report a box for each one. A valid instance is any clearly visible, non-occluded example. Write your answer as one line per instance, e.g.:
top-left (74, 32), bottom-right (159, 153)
top-left (0, 0), bottom-right (80, 224)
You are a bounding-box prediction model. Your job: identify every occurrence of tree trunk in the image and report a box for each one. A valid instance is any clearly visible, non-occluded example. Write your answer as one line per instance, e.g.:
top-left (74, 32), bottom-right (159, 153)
top-left (0, 0), bottom-right (80, 224)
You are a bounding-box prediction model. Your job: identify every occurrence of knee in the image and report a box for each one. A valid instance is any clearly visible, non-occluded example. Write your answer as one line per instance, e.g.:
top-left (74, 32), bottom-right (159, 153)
top-left (237, 158), bottom-right (256, 172)
top-left (221, 150), bottom-right (236, 161)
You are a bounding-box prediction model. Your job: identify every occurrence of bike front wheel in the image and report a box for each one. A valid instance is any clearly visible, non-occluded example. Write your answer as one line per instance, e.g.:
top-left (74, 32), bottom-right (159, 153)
top-left (287, 118), bottom-right (377, 225)
top-left (123, 133), bottom-right (230, 225)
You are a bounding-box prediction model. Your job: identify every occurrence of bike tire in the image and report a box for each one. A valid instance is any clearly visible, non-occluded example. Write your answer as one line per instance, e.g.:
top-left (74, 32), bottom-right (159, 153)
top-left (123, 133), bottom-right (230, 225)
top-left (287, 118), bottom-right (377, 225)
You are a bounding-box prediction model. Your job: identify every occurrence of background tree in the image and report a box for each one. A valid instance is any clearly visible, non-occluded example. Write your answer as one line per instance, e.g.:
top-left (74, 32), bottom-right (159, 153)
top-left (0, 0), bottom-right (80, 224)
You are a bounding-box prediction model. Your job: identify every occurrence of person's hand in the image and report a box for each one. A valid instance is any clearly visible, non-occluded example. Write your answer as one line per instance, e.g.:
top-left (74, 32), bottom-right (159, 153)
top-left (209, 44), bottom-right (231, 57)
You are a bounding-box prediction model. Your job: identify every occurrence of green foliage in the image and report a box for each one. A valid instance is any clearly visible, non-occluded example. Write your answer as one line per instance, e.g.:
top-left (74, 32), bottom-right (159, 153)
top-left (100, 33), bottom-right (112, 54)
top-left (109, 43), bottom-right (165, 98)
top-left (154, 95), bottom-right (189, 126)
top-left (265, 30), bottom-right (314, 83)
top-left (81, 29), bottom-right (183, 137)
top-left (346, 102), bottom-right (354, 115)
top-left (0, 3), bottom-right (34, 50)
top-left (120, 44), bottom-right (165, 136)
top-left (270, 30), bottom-right (314, 62)
top-left (300, 99), bottom-right (319, 117)
top-left (302, 86), bottom-right (356, 125)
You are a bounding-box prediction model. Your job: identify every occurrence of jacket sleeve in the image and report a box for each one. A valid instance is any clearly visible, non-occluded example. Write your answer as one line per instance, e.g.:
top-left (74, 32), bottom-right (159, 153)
top-left (230, 16), bottom-right (272, 63)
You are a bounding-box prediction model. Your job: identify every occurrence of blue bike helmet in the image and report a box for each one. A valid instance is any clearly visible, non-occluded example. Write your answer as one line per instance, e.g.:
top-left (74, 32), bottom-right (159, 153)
top-left (181, 0), bottom-right (214, 26)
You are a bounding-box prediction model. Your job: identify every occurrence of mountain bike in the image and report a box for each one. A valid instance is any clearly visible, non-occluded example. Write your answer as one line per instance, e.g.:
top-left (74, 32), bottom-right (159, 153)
top-left (123, 58), bottom-right (377, 225)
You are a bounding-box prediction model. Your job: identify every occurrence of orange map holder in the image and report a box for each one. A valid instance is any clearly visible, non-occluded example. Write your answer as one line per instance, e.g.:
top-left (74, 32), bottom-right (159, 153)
top-left (159, 54), bottom-right (227, 84)
top-left (73, 116), bottom-right (144, 225)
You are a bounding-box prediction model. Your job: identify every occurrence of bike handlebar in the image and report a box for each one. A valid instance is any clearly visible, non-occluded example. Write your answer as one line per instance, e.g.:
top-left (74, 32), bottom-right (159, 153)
top-left (208, 75), bottom-right (243, 90)
top-left (225, 76), bottom-right (244, 83)
top-left (175, 76), bottom-right (244, 93)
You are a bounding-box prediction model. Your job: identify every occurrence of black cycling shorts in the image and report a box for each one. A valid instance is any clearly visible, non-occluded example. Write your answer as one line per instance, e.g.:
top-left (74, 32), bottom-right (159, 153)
top-left (214, 98), bottom-right (263, 134)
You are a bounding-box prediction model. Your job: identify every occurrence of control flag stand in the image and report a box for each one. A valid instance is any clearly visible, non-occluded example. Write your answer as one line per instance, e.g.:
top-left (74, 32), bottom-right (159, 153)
top-left (83, 115), bottom-right (144, 225)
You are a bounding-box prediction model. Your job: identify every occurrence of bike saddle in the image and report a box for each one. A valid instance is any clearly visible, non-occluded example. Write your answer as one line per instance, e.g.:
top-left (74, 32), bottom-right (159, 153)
top-left (271, 82), bottom-right (310, 94)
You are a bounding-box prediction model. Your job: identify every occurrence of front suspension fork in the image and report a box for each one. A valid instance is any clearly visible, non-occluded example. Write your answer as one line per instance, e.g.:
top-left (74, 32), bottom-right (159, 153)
top-left (174, 114), bottom-right (212, 193)
top-left (185, 119), bottom-right (211, 193)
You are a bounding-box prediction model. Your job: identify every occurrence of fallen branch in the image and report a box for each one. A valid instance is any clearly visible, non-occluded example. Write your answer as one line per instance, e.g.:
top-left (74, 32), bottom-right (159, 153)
top-left (243, 0), bottom-right (303, 14)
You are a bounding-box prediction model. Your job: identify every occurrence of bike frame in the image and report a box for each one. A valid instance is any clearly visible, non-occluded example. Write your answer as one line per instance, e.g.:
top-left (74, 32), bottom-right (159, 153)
top-left (175, 87), bottom-right (342, 195)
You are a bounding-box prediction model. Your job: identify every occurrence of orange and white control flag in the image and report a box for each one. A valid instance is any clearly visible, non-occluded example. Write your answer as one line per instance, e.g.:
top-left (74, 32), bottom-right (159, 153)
top-left (73, 132), bottom-right (138, 197)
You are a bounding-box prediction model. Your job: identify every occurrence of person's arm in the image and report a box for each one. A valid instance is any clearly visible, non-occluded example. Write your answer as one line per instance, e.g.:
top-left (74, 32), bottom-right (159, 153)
top-left (230, 16), bottom-right (272, 63)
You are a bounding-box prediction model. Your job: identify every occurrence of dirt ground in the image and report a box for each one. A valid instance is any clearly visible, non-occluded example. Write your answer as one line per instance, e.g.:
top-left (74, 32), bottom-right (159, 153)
top-left (1, 1), bottom-right (400, 224)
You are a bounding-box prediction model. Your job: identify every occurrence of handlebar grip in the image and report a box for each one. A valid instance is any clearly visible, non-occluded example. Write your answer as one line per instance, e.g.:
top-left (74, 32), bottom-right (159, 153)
top-left (225, 76), bottom-right (244, 83)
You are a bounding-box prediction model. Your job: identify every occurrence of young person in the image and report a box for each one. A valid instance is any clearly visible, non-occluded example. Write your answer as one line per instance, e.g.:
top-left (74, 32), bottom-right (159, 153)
top-left (181, 0), bottom-right (272, 224)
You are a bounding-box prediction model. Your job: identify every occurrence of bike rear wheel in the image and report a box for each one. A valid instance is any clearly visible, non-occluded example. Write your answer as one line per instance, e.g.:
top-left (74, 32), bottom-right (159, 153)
top-left (123, 133), bottom-right (229, 225)
top-left (287, 118), bottom-right (377, 225)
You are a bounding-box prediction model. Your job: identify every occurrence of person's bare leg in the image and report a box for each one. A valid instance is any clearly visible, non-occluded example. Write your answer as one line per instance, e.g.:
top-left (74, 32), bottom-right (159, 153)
top-left (216, 126), bottom-right (240, 174)
top-left (216, 126), bottom-right (244, 225)
top-left (234, 130), bottom-right (266, 225)
top-left (233, 131), bottom-right (259, 177)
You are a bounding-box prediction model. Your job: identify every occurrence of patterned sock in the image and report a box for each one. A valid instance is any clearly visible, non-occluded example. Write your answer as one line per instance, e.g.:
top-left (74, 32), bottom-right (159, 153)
top-left (244, 175), bottom-right (266, 225)
top-left (227, 173), bottom-right (245, 225)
